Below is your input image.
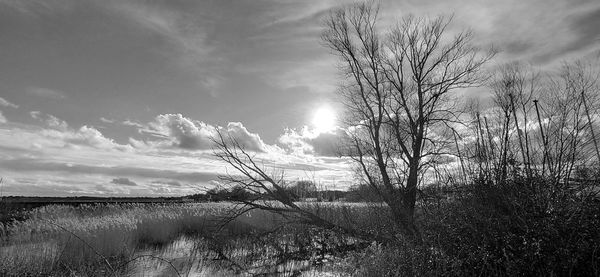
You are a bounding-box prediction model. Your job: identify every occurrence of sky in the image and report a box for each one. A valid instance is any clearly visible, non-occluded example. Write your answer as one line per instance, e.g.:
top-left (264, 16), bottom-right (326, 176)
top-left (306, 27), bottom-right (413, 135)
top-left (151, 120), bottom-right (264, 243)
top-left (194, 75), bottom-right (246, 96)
top-left (0, 0), bottom-right (599, 196)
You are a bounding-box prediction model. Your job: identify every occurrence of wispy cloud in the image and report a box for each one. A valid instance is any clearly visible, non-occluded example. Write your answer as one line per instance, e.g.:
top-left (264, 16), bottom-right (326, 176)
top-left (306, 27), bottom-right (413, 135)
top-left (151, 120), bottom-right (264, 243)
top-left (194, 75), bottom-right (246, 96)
top-left (0, 97), bottom-right (18, 109)
top-left (112, 1), bottom-right (213, 59)
top-left (100, 117), bottom-right (115, 124)
top-left (26, 87), bottom-right (67, 99)
top-left (0, 98), bottom-right (18, 124)
top-left (151, 180), bottom-right (182, 187)
top-left (109, 1), bottom-right (224, 95)
top-left (0, 0), bottom-right (75, 17)
top-left (122, 119), bottom-right (144, 129)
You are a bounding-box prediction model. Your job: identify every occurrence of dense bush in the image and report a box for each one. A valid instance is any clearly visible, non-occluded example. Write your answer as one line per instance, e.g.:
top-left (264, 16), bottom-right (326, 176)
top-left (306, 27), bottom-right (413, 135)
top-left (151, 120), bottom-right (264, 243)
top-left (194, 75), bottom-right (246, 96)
top-left (355, 177), bottom-right (600, 276)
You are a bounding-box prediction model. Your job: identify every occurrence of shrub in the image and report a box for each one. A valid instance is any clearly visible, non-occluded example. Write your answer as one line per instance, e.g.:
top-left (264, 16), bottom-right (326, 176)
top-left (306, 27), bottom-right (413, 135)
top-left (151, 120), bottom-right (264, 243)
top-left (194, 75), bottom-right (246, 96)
top-left (420, 177), bottom-right (600, 276)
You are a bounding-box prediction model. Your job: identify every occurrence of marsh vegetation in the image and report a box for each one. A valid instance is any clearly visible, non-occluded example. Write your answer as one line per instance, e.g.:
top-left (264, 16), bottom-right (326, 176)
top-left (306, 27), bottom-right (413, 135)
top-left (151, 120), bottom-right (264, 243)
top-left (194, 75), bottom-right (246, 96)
top-left (0, 202), bottom-right (368, 276)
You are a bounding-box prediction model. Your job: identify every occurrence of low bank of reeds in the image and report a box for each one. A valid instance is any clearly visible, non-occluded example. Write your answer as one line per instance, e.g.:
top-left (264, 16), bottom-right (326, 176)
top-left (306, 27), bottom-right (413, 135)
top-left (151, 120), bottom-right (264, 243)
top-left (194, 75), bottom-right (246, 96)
top-left (0, 203), bottom-right (280, 276)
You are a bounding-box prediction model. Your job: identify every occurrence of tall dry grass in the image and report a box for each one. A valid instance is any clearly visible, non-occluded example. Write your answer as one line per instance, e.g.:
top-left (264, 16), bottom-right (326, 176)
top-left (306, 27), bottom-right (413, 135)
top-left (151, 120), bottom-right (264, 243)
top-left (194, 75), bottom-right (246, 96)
top-left (0, 202), bottom-right (350, 276)
top-left (0, 203), bottom-right (244, 276)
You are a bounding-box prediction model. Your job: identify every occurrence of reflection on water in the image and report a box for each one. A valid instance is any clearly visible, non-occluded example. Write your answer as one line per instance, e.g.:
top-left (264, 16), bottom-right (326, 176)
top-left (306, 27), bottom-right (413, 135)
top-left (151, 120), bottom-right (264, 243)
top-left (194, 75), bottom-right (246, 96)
top-left (128, 235), bottom-right (349, 277)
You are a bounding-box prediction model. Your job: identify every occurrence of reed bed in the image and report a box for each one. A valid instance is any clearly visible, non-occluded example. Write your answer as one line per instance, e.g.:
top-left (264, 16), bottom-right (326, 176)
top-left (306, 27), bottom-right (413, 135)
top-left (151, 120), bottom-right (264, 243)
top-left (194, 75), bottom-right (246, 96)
top-left (0, 202), bottom-right (352, 276)
top-left (0, 203), bottom-right (253, 276)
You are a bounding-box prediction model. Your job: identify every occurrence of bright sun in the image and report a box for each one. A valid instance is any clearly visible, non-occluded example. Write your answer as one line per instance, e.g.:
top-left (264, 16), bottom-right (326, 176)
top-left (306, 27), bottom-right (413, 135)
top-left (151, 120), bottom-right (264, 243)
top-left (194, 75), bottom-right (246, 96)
top-left (312, 106), bottom-right (336, 132)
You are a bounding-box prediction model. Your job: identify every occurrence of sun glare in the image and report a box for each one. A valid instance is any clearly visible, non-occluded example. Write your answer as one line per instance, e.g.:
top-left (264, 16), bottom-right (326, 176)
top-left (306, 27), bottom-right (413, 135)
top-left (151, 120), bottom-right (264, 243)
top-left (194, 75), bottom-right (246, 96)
top-left (312, 106), bottom-right (336, 133)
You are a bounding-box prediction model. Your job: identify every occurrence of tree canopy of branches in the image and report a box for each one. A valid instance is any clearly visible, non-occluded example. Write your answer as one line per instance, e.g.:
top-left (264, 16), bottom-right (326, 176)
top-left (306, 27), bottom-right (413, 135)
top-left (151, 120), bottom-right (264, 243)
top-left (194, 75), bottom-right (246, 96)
top-left (465, 60), bottom-right (600, 185)
top-left (321, 2), bottom-right (493, 240)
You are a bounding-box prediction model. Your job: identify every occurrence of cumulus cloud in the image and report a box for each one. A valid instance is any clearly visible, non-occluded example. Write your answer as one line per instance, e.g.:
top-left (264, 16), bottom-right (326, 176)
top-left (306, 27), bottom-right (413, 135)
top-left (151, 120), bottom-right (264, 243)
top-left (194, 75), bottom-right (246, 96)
top-left (0, 125), bottom-right (354, 196)
top-left (279, 126), bottom-right (348, 157)
top-left (0, 110), bottom-right (6, 124)
top-left (26, 111), bottom-right (131, 151)
top-left (142, 113), bottom-right (268, 152)
top-left (111, 177), bottom-right (138, 186)
top-left (144, 113), bottom-right (215, 148)
top-left (223, 122), bottom-right (269, 152)
top-left (44, 114), bottom-right (68, 130)
top-left (41, 125), bottom-right (133, 151)
top-left (30, 111), bottom-right (69, 130)
top-left (0, 110), bottom-right (356, 195)
top-left (0, 97), bottom-right (18, 109)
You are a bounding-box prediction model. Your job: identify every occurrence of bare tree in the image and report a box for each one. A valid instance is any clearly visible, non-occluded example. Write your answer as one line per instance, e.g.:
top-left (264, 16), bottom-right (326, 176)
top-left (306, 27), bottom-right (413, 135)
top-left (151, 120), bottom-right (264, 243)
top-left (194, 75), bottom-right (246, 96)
top-left (465, 58), bottom-right (600, 187)
top-left (486, 63), bottom-right (541, 180)
top-left (321, 2), bottom-right (493, 240)
top-left (539, 61), bottom-right (599, 182)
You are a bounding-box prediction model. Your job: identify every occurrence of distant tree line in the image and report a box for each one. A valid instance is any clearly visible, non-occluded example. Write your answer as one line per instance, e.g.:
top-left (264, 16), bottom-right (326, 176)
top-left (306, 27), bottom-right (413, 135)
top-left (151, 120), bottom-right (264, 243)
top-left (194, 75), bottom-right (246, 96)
top-left (188, 180), bottom-right (376, 202)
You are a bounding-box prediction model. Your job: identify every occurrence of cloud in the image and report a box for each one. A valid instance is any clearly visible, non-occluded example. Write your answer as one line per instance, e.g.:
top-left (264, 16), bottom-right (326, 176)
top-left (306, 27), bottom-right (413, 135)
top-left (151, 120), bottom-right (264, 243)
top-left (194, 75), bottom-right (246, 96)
top-left (30, 111), bottom-right (69, 130)
top-left (109, 1), bottom-right (224, 95)
top-left (0, 122), bottom-right (354, 196)
top-left (0, 0), bottom-right (76, 17)
top-left (266, 0), bottom-right (336, 27)
top-left (100, 117), bottom-right (115, 124)
top-left (144, 113), bottom-right (215, 149)
top-left (0, 97), bottom-right (18, 109)
top-left (26, 87), bottom-right (67, 99)
top-left (0, 97), bottom-right (18, 124)
top-left (113, 1), bottom-right (213, 59)
top-left (122, 119), bottom-right (144, 128)
top-left (45, 115), bottom-right (68, 130)
top-left (142, 113), bottom-right (268, 152)
top-left (27, 111), bottom-right (131, 151)
top-left (151, 180), bottom-right (182, 187)
top-left (223, 122), bottom-right (269, 152)
top-left (0, 108), bottom-right (356, 195)
top-left (43, 125), bottom-right (133, 151)
top-left (29, 111), bottom-right (41, 119)
top-left (0, 158), bottom-right (223, 184)
top-left (566, 7), bottom-right (600, 53)
top-left (111, 177), bottom-right (138, 187)
top-left (279, 126), bottom-right (348, 157)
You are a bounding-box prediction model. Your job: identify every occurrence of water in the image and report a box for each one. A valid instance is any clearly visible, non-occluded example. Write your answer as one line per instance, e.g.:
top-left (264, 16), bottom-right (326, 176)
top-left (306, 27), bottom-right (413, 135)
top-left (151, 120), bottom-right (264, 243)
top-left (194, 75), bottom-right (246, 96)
top-left (128, 236), bottom-right (351, 277)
